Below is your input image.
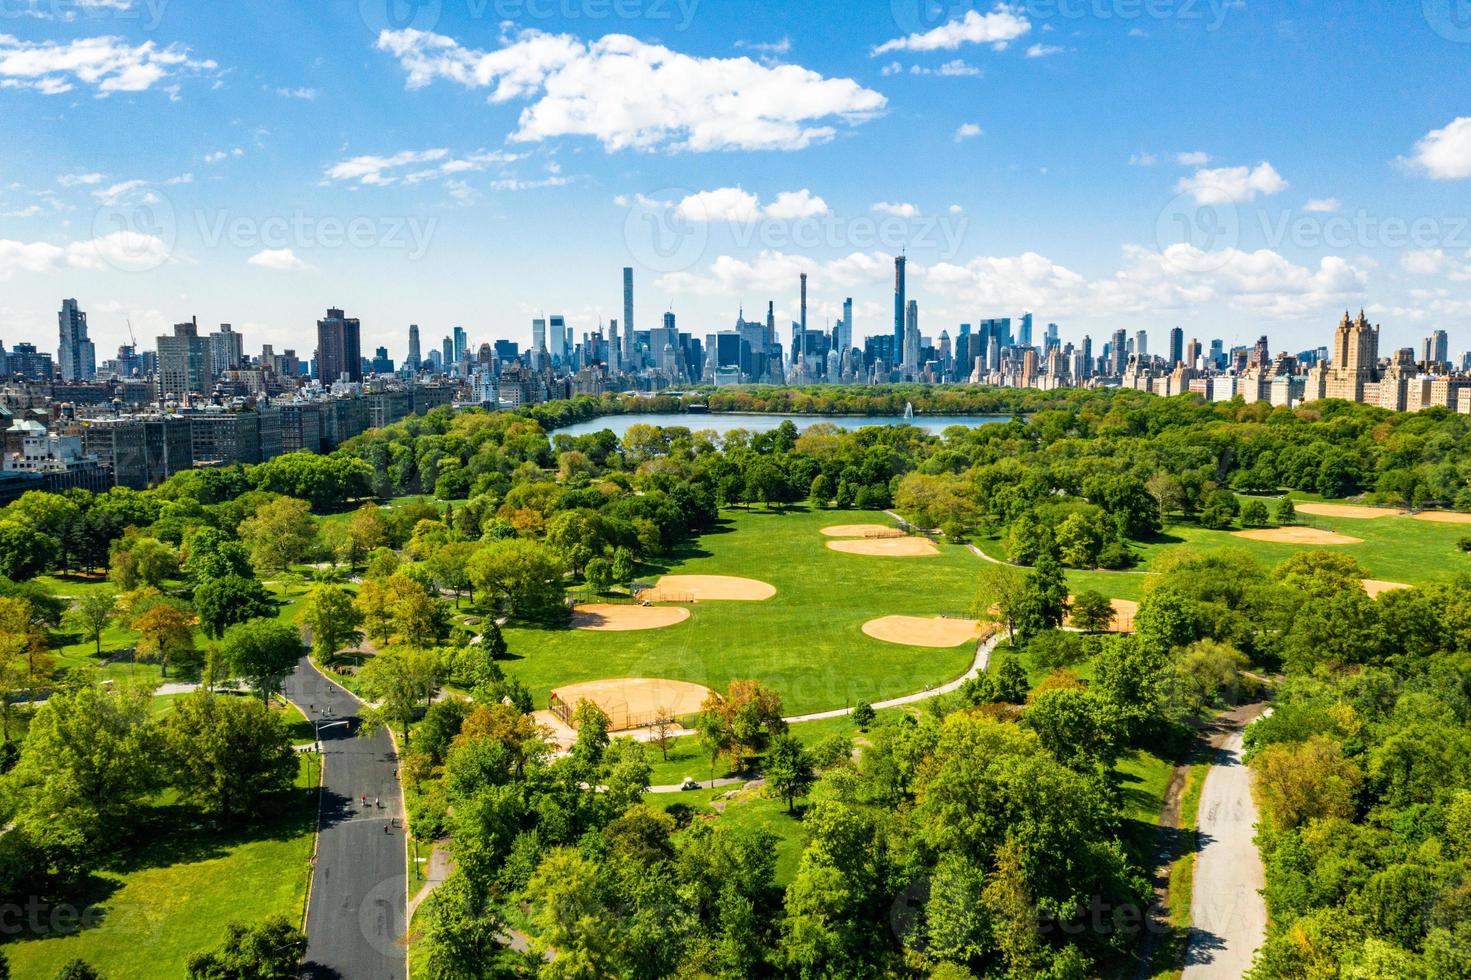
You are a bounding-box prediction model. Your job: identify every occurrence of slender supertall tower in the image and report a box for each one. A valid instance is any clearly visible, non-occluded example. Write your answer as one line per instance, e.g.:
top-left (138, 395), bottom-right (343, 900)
top-left (893, 253), bottom-right (907, 366)
top-left (798, 272), bottom-right (808, 360)
top-left (622, 267), bottom-right (635, 370)
top-left (407, 324), bottom-right (421, 371)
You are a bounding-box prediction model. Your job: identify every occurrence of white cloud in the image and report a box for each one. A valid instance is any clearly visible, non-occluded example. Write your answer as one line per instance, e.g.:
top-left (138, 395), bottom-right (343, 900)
top-left (673, 187), bottom-right (829, 222)
top-left (1025, 43), bottom-right (1063, 58)
top-left (203, 148), bottom-right (243, 164)
top-left (656, 249), bottom-right (893, 298)
top-left (0, 33), bottom-right (216, 96)
top-left (874, 6), bottom-right (1031, 54)
top-left (948, 204), bottom-right (964, 215)
top-left (274, 86), bottom-right (318, 100)
top-left (872, 201), bottom-right (920, 218)
top-left (1303, 197), bottom-right (1340, 213)
top-left (1175, 161), bottom-right (1287, 204)
top-left (0, 230), bottom-right (171, 277)
top-left (1401, 249), bottom-right (1471, 281)
top-left (613, 192), bottom-right (672, 209)
top-left (1175, 150), bottom-right (1210, 165)
top-left (918, 244), bottom-right (1367, 320)
top-left (92, 178), bottom-right (151, 205)
top-left (1406, 117), bottom-right (1471, 180)
top-left (58, 172), bottom-right (105, 186)
top-left (247, 248), bottom-right (313, 272)
top-left (378, 27), bottom-right (885, 153)
top-left (880, 61), bottom-right (903, 76)
top-left (323, 148), bottom-right (520, 187)
top-left (1129, 152), bottom-right (1158, 167)
top-left (954, 123), bottom-right (983, 142)
top-left (487, 175), bottom-right (573, 191)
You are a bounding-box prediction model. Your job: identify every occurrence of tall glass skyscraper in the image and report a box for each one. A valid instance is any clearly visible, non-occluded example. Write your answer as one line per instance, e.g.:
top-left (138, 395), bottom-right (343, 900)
top-left (58, 298), bottom-right (96, 382)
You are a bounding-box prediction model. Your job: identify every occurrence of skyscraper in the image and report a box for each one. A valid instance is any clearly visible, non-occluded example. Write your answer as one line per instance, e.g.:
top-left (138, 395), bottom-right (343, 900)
top-left (1169, 326), bottom-right (1184, 367)
top-left (1135, 330), bottom-right (1148, 358)
top-left (1422, 329), bottom-right (1449, 368)
top-left (58, 298), bottom-right (96, 382)
top-left (1019, 313), bottom-right (1033, 348)
top-left (316, 307), bottom-right (363, 383)
top-left (157, 318), bottom-right (208, 398)
top-left (893, 254), bottom-right (907, 364)
top-left (798, 272), bottom-right (808, 359)
top-left (452, 326), bottom-right (467, 365)
top-left (209, 323), bottom-right (243, 374)
top-left (904, 300), bottom-right (920, 377)
top-left (622, 267), bottom-right (635, 369)
top-left (839, 297), bottom-right (853, 355)
top-left (532, 318), bottom-right (547, 352)
top-left (407, 324), bottom-right (421, 370)
top-left (441, 337), bottom-right (453, 372)
top-left (1111, 329), bottom-right (1127, 375)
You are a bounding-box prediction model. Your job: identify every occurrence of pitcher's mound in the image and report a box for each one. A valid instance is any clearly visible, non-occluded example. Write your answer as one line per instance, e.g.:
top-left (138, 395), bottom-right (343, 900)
top-left (1412, 511), bottom-right (1471, 525)
top-left (1363, 579), bottom-right (1411, 598)
top-left (1064, 597), bottom-right (1138, 632)
top-left (1232, 527), bottom-right (1364, 545)
top-left (640, 574), bottom-right (776, 601)
top-left (827, 537), bottom-right (939, 557)
top-left (862, 615), bottom-right (984, 647)
top-left (1296, 503), bottom-right (1405, 519)
top-left (572, 604), bottom-right (690, 631)
top-left (550, 677), bottom-right (714, 732)
top-left (821, 524), bottom-right (904, 538)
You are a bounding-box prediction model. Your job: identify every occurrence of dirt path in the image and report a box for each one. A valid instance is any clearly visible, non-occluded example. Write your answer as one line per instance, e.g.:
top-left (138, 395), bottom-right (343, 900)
top-left (1181, 704), bottom-right (1271, 979)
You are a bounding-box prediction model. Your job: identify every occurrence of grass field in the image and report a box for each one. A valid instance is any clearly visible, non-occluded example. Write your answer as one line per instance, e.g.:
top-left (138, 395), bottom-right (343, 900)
top-left (976, 500), bottom-right (1471, 604)
top-left (503, 508), bottom-right (980, 716)
top-left (1, 758), bottom-right (316, 980)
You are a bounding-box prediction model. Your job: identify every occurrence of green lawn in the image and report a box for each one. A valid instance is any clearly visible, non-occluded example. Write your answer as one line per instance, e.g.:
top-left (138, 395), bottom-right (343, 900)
top-left (647, 785), bottom-right (811, 886)
top-left (502, 508), bottom-right (980, 716)
top-left (1, 758), bottom-right (316, 980)
top-left (977, 504), bottom-right (1471, 604)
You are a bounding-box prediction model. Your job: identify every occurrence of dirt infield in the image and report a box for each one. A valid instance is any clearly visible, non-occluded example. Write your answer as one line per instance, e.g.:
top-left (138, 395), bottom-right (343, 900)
top-left (1362, 579), bottom-right (1411, 598)
top-left (550, 677), bottom-right (715, 732)
top-left (1296, 503), bottom-right (1406, 519)
top-left (572, 603), bottom-right (690, 631)
top-left (1232, 527), bottom-right (1364, 545)
top-left (638, 574), bottom-right (776, 602)
top-left (1411, 511), bottom-right (1471, 525)
top-left (862, 615), bottom-right (985, 648)
top-left (820, 524), bottom-right (904, 538)
top-left (1065, 597), bottom-right (1139, 632)
top-left (826, 537), bottom-right (940, 557)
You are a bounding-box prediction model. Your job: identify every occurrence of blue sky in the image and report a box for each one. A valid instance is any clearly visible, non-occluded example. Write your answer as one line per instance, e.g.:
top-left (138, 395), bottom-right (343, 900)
top-left (2, 0), bottom-right (1470, 362)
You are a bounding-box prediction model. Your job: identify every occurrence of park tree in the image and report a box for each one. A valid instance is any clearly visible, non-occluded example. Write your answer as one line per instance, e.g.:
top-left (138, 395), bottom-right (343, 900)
top-left (185, 916), bottom-right (306, 980)
top-left (700, 679), bottom-right (786, 772)
top-left (413, 872), bottom-right (505, 980)
top-left (65, 590), bottom-right (117, 657)
top-left (296, 584), bottom-right (364, 660)
top-left (54, 963), bottom-right (102, 980)
top-left (0, 519), bottom-right (60, 581)
top-left (1273, 496), bottom-right (1298, 525)
top-left (5, 685), bottom-right (161, 874)
top-left (132, 601), bottom-right (199, 677)
top-left (194, 574), bottom-right (276, 639)
top-left (467, 538), bottom-right (567, 622)
top-left (993, 655), bottom-right (1030, 704)
top-left (610, 546), bottom-right (636, 586)
top-left (524, 848), bottom-right (618, 976)
top-left (1241, 499), bottom-right (1271, 528)
top-left (0, 597), bottom-right (53, 739)
top-left (1251, 735), bottom-right (1362, 832)
top-left (221, 619), bottom-right (303, 701)
top-left (1134, 587), bottom-right (1198, 655)
top-left (545, 509), bottom-right (607, 575)
top-left (765, 733), bottom-right (816, 812)
top-left (108, 535), bottom-right (177, 590)
top-left (1015, 553), bottom-right (1068, 639)
top-left (357, 645), bottom-right (442, 742)
top-left (584, 556), bottom-right (613, 593)
top-left (1275, 549), bottom-right (1370, 599)
top-left (1173, 639), bottom-right (1249, 715)
top-left (239, 497), bottom-right (319, 575)
top-left (972, 562), bottom-right (1029, 641)
top-left (181, 527), bottom-right (252, 583)
top-left (808, 473), bottom-right (832, 510)
top-left (163, 692), bottom-right (297, 820)
top-left (1023, 688), bottom-right (1118, 771)
top-left (852, 701), bottom-right (875, 730)
top-left (1055, 512), bottom-right (1103, 569)
top-left (1069, 590), bottom-right (1116, 633)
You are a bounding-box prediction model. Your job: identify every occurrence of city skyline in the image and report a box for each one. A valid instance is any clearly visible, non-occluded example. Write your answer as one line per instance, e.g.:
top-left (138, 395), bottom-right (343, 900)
top-left (1, 3), bottom-right (1469, 356)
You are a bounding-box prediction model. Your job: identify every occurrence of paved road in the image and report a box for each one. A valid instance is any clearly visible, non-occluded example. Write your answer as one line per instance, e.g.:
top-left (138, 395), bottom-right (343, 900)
top-left (283, 657), bottom-right (407, 980)
top-left (1183, 710), bottom-right (1270, 979)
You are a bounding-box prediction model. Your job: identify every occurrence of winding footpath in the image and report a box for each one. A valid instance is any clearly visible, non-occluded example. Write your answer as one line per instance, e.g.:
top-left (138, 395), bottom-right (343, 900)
top-left (283, 657), bottom-right (408, 980)
top-left (1182, 706), bottom-right (1271, 979)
